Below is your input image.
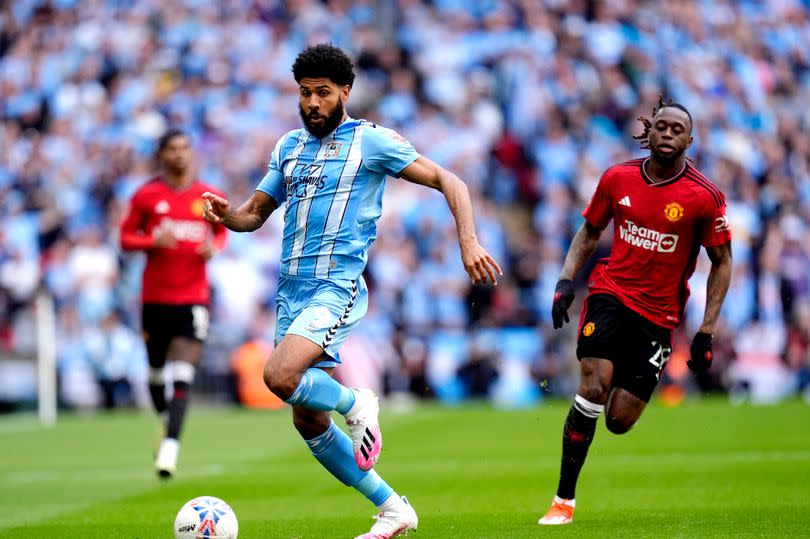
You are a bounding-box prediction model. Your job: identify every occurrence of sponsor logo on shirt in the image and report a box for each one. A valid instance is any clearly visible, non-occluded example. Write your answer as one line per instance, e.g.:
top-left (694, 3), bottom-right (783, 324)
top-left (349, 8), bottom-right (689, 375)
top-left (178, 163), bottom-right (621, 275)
top-left (286, 163), bottom-right (326, 199)
top-left (390, 131), bottom-right (408, 144)
top-left (619, 220), bottom-right (679, 253)
top-left (155, 200), bottom-right (170, 214)
top-left (158, 218), bottom-right (208, 242)
top-left (664, 202), bottom-right (684, 222)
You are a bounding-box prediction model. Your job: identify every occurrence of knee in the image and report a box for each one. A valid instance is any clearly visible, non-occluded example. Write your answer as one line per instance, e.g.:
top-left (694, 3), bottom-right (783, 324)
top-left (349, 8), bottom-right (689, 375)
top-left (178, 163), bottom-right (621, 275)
top-left (263, 361), bottom-right (298, 400)
top-left (578, 381), bottom-right (610, 405)
top-left (605, 415), bottom-right (634, 435)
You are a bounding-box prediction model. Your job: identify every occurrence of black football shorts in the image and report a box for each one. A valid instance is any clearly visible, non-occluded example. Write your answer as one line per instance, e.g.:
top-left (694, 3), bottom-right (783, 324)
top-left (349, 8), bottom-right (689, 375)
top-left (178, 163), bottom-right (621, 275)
top-left (141, 304), bottom-right (209, 367)
top-left (576, 293), bottom-right (672, 402)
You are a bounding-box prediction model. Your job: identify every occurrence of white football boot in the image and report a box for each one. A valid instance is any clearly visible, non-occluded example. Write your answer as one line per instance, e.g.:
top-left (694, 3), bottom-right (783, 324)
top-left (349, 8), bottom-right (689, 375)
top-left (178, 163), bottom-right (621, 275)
top-left (354, 495), bottom-right (418, 539)
top-left (345, 389), bottom-right (382, 471)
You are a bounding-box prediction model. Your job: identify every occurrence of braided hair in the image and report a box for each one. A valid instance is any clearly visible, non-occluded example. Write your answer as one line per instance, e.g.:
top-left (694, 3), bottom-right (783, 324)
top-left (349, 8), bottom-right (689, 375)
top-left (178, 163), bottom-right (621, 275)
top-left (633, 95), bottom-right (692, 149)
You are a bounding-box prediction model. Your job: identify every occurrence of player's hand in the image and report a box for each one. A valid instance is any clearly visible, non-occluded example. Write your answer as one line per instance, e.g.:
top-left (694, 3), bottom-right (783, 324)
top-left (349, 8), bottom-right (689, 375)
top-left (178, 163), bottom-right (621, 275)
top-left (195, 242), bottom-right (217, 261)
top-left (152, 228), bottom-right (177, 249)
top-left (688, 331), bottom-right (713, 372)
top-left (460, 240), bottom-right (503, 285)
top-left (551, 279), bottom-right (575, 329)
top-left (201, 192), bottom-right (231, 224)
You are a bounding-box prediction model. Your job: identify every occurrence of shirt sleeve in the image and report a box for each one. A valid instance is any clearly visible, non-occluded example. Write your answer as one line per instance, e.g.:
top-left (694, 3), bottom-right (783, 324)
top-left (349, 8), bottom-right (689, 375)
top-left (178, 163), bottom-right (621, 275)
top-left (582, 169), bottom-right (614, 229)
top-left (256, 134), bottom-right (289, 205)
top-left (119, 188), bottom-right (155, 251)
top-left (700, 197), bottom-right (732, 247)
top-left (362, 125), bottom-right (420, 177)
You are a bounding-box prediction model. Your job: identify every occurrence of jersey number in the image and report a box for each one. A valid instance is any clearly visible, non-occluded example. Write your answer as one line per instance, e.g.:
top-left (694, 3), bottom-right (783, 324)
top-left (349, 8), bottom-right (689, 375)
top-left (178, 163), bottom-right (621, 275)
top-left (648, 341), bottom-right (672, 380)
top-left (192, 306), bottom-right (210, 340)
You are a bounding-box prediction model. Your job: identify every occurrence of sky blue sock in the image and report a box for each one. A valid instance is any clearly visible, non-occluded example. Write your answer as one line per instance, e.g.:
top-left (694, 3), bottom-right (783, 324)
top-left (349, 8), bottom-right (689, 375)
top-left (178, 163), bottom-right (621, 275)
top-left (306, 421), bottom-right (393, 506)
top-left (285, 368), bottom-right (356, 414)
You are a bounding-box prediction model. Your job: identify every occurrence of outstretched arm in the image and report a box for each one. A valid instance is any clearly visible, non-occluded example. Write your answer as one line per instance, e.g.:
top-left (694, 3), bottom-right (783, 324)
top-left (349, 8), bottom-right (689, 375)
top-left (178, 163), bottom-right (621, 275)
top-left (559, 221), bottom-right (604, 281)
top-left (688, 240), bottom-right (732, 371)
top-left (202, 190), bottom-right (278, 232)
top-left (550, 221), bottom-right (604, 328)
top-left (398, 156), bottom-right (502, 285)
top-left (698, 241), bottom-right (732, 334)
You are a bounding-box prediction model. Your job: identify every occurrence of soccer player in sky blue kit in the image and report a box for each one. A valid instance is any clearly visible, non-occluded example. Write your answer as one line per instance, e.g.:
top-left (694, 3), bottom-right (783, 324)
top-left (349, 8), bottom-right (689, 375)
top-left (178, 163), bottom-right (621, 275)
top-left (201, 44), bottom-right (502, 539)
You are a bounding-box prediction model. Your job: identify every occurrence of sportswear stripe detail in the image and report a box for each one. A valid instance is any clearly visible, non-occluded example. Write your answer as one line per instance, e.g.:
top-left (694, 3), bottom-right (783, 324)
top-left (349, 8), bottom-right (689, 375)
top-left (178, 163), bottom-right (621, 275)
top-left (327, 156), bottom-right (362, 279)
top-left (288, 137), bottom-right (323, 275)
top-left (639, 158), bottom-right (687, 186)
top-left (685, 166), bottom-right (723, 197)
top-left (616, 158), bottom-right (645, 168)
top-left (322, 280), bottom-right (358, 349)
top-left (314, 128), bottom-right (363, 278)
top-left (684, 171), bottom-right (724, 208)
top-left (281, 132), bottom-right (309, 275)
top-left (573, 394), bottom-right (604, 418)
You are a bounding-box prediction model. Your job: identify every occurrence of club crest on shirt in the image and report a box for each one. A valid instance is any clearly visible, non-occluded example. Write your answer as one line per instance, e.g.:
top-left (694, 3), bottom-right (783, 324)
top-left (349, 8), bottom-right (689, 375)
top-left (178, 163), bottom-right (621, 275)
top-left (583, 322), bottom-right (595, 337)
top-left (664, 202), bottom-right (684, 222)
top-left (324, 141), bottom-right (342, 158)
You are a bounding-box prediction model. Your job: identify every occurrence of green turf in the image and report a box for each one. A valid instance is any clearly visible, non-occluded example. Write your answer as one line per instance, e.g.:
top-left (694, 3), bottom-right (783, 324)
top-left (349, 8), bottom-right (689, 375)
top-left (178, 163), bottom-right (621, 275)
top-left (1, 398), bottom-right (809, 538)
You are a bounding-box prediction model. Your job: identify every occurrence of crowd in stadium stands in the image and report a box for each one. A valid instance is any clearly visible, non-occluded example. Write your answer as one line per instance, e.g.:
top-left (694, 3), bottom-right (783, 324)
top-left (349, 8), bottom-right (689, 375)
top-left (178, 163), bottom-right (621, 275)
top-left (1, 0), bottom-right (809, 410)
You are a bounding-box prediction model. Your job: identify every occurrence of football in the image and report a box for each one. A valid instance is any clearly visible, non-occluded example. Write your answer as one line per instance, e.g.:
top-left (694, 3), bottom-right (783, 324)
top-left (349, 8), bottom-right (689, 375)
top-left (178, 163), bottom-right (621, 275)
top-left (174, 496), bottom-right (238, 539)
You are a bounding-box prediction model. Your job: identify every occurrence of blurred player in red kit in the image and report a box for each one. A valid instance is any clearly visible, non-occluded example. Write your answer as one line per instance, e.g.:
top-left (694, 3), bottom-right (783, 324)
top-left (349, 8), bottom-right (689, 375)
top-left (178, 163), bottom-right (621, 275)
top-left (540, 98), bottom-right (733, 524)
top-left (120, 129), bottom-right (227, 478)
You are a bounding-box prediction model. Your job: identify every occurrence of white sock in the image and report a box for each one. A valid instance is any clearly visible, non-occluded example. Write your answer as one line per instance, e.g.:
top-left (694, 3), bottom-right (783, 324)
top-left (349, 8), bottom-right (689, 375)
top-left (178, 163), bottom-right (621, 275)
top-left (377, 492), bottom-right (402, 513)
top-left (160, 437), bottom-right (179, 451)
top-left (554, 495), bottom-right (575, 507)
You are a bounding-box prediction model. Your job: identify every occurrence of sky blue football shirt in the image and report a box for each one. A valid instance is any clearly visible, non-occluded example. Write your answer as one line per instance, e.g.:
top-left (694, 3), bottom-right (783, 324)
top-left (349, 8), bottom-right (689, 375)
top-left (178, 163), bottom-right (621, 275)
top-left (256, 118), bottom-right (420, 280)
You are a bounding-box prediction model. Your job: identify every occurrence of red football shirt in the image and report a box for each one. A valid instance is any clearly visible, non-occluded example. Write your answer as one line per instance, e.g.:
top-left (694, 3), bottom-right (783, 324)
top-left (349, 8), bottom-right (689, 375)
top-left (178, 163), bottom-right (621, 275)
top-left (119, 178), bottom-right (227, 305)
top-left (582, 158), bottom-right (731, 329)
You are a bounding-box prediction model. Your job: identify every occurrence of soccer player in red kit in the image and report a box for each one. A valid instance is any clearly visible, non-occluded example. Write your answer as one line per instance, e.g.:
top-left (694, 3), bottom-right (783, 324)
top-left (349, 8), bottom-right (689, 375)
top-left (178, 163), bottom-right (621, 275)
top-left (120, 129), bottom-right (227, 478)
top-left (539, 98), bottom-right (733, 525)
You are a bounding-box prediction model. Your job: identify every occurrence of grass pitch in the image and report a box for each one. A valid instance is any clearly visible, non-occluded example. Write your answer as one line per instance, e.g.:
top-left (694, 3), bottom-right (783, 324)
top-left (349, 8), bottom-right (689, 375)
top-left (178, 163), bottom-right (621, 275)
top-left (1, 398), bottom-right (808, 538)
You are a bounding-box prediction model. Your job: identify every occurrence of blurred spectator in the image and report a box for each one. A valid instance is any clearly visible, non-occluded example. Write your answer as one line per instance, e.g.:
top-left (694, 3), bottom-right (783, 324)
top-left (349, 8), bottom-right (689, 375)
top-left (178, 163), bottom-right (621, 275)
top-left (1, 1), bottom-right (809, 409)
top-left (231, 339), bottom-right (284, 409)
top-left (83, 309), bottom-right (146, 409)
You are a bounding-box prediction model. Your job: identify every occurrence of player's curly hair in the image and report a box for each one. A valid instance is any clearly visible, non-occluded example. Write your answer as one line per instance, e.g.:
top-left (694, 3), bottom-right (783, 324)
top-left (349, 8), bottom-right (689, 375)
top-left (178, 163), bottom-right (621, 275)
top-left (292, 44), bottom-right (355, 87)
top-left (633, 95), bottom-right (693, 149)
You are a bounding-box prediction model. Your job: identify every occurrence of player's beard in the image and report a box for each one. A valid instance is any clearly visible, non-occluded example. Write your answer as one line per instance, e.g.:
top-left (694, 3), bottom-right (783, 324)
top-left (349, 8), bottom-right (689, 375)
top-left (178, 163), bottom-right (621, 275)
top-left (163, 161), bottom-right (190, 179)
top-left (300, 98), bottom-right (345, 139)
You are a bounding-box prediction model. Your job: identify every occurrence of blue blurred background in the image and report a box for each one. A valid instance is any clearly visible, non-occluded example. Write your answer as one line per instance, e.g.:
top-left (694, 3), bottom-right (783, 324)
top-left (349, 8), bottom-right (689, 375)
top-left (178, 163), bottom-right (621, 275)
top-left (1, 0), bottom-right (809, 413)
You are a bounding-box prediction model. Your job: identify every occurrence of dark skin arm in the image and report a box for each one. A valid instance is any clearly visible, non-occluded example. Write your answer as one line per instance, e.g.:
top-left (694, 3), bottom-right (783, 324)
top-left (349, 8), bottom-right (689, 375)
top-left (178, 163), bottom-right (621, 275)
top-left (698, 241), bottom-right (732, 334)
top-left (559, 221), bottom-right (604, 281)
top-left (201, 191), bottom-right (277, 232)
